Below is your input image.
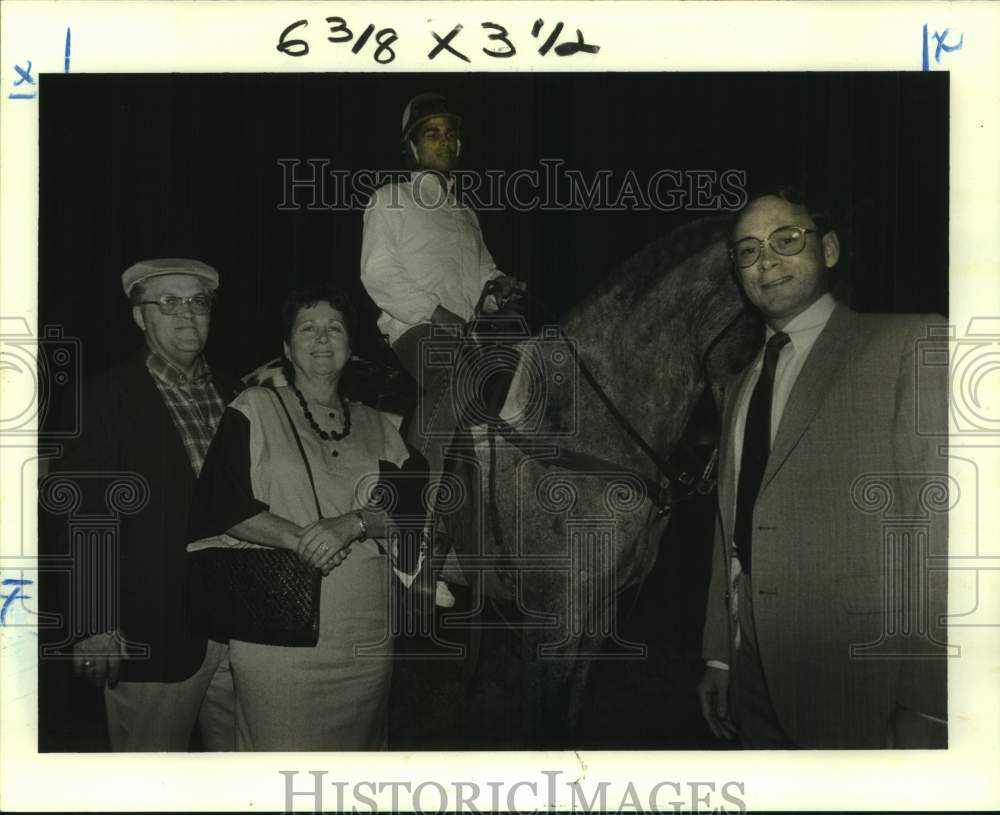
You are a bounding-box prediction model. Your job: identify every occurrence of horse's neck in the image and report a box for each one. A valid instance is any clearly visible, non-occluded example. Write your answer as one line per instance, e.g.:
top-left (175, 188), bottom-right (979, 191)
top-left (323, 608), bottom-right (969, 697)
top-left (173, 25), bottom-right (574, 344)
top-left (500, 271), bottom-right (708, 476)
top-left (562, 280), bottom-right (701, 462)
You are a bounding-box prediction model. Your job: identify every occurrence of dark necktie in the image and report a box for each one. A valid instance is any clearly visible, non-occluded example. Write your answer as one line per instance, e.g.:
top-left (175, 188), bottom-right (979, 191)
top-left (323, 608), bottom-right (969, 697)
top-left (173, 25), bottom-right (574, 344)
top-left (734, 331), bottom-right (790, 575)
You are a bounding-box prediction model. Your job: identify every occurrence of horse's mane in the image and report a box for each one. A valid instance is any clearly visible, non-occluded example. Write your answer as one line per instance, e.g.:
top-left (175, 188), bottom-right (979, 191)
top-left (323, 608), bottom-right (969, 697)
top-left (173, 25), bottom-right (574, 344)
top-left (567, 213), bottom-right (735, 325)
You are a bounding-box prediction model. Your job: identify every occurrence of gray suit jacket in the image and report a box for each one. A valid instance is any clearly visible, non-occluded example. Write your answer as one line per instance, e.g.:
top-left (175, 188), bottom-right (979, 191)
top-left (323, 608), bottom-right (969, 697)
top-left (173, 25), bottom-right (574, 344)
top-left (702, 303), bottom-right (949, 748)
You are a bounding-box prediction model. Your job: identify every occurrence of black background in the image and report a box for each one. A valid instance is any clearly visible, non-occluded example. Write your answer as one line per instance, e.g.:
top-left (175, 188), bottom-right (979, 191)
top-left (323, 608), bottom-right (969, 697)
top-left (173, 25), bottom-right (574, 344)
top-left (37, 72), bottom-right (949, 749)
top-left (40, 72), bottom-right (948, 380)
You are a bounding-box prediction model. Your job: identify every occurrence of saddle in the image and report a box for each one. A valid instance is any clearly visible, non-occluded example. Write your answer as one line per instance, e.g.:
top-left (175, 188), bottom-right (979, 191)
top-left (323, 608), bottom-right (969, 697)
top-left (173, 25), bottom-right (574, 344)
top-left (450, 283), bottom-right (534, 425)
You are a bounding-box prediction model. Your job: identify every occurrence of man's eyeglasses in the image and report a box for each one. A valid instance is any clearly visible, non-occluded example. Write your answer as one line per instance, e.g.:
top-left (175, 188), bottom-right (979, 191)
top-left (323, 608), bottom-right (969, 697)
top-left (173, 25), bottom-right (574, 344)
top-left (729, 226), bottom-right (818, 269)
top-left (137, 294), bottom-right (215, 315)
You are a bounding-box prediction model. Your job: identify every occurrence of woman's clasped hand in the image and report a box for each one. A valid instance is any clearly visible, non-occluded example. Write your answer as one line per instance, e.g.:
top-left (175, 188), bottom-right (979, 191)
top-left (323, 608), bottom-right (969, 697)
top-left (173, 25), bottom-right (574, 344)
top-left (294, 514), bottom-right (360, 574)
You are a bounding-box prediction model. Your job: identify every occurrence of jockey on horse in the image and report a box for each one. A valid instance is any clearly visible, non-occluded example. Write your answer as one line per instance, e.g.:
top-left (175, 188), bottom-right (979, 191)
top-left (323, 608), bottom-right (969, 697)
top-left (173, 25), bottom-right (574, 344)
top-left (360, 92), bottom-right (528, 606)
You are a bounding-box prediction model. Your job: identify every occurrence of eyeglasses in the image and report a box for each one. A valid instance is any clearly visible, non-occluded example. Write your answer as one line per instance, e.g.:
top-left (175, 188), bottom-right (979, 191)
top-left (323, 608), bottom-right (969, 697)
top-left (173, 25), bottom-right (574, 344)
top-left (137, 294), bottom-right (214, 315)
top-left (729, 226), bottom-right (818, 269)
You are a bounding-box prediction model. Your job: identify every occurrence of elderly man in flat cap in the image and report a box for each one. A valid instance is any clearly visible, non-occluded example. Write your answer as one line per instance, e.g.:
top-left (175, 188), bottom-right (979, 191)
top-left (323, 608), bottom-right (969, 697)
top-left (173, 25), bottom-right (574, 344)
top-left (59, 259), bottom-right (241, 751)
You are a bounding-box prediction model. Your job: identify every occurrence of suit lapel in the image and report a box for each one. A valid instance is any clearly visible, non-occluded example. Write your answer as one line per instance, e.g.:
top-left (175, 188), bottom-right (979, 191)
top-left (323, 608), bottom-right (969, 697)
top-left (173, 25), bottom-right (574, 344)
top-left (760, 303), bottom-right (858, 491)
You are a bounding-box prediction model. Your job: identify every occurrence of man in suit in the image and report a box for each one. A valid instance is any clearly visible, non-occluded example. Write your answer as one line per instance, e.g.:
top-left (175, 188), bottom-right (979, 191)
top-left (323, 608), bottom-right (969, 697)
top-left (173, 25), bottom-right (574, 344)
top-left (55, 258), bottom-right (241, 750)
top-left (697, 189), bottom-right (948, 748)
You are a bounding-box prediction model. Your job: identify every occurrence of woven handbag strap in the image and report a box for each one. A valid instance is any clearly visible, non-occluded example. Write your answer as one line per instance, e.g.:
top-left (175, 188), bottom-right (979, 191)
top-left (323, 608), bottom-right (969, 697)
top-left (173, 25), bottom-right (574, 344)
top-left (265, 386), bottom-right (323, 522)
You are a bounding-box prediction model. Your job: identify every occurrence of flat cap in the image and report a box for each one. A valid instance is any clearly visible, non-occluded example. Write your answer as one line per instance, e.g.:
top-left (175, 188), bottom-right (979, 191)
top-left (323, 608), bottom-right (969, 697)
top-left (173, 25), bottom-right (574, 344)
top-left (122, 258), bottom-right (219, 296)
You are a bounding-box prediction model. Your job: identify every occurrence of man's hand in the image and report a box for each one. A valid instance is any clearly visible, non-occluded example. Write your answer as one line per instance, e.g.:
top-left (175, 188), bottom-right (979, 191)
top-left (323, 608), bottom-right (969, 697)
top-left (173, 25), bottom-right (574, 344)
top-left (73, 631), bottom-right (126, 688)
top-left (888, 705), bottom-right (947, 748)
top-left (697, 665), bottom-right (737, 741)
top-left (296, 517), bottom-right (354, 575)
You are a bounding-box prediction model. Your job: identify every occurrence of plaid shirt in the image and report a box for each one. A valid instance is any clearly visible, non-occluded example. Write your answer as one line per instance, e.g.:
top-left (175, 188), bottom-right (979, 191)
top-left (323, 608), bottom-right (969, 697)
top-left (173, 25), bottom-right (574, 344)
top-left (145, 349), bottom-right (227, 476)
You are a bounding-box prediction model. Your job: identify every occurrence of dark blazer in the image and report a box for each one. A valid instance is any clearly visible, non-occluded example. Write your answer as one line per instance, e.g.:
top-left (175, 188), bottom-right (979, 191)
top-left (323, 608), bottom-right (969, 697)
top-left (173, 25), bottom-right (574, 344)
top-left (702, 303), bottom-right (949, 747)
top-left (50, 349), bottom-right (241, 682)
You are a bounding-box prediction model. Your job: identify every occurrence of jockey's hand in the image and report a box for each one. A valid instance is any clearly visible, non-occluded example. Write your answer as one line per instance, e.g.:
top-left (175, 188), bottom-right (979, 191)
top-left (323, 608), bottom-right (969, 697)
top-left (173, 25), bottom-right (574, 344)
top-left (697, 665), bottom-right (737, 741)
top-left (481, 275), bottom-right (526, 313)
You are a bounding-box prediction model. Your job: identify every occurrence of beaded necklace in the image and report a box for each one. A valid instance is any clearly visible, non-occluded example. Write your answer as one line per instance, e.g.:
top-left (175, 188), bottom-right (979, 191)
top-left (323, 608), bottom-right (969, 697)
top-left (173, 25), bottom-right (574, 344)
top-left (289, 380), bottom-right (351, 454)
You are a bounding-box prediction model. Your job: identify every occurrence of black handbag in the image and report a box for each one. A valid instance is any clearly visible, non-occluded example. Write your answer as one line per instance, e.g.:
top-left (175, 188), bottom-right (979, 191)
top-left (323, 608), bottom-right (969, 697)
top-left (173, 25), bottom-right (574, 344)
top-left (187, 388), bottom-right (323, 647)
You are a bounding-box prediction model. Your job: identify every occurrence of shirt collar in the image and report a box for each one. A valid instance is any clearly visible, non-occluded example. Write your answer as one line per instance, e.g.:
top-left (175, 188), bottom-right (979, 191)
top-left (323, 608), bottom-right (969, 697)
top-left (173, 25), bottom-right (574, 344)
top-left (145, 347), bottom-right (210, 387)
top-left (765, 292), bottom-right (837, 353)
top-left (410, 169), bottom-right (455, 194)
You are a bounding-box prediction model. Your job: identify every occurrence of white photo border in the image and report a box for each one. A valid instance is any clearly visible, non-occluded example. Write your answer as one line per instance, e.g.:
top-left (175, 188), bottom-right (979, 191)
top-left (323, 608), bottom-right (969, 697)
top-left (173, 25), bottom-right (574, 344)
top-left (2, 1), bottom-right (998, 811)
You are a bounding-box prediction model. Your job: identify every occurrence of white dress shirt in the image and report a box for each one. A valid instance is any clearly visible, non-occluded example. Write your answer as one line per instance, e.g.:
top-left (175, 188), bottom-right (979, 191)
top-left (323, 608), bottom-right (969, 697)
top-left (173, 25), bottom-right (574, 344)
top-left (360, 171), bottom-right (502, 345)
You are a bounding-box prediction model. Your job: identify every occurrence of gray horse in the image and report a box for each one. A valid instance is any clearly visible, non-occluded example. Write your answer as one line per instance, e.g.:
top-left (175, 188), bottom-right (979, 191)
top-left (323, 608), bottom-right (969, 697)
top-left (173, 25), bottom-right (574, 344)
top-left (406, 214), bottom-right (760, 746)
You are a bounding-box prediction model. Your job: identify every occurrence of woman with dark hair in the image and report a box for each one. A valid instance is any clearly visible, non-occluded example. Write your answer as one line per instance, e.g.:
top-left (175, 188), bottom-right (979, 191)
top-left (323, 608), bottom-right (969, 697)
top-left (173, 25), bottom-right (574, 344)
top-left (188, 283), bottom-right (414, 750)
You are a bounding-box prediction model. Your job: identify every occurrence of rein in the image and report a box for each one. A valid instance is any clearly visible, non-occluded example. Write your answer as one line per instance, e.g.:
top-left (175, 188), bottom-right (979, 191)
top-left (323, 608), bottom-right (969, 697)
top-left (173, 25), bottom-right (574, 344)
top-left (561, 327), bottom-right (717, 508)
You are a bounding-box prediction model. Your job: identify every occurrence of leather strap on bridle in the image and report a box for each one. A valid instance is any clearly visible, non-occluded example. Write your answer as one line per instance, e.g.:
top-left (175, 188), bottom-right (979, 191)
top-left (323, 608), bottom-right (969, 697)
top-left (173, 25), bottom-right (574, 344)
top-left (564, 333), bottom-right (716, 501)
top-left (551, 302), bottom-right (747, 503)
